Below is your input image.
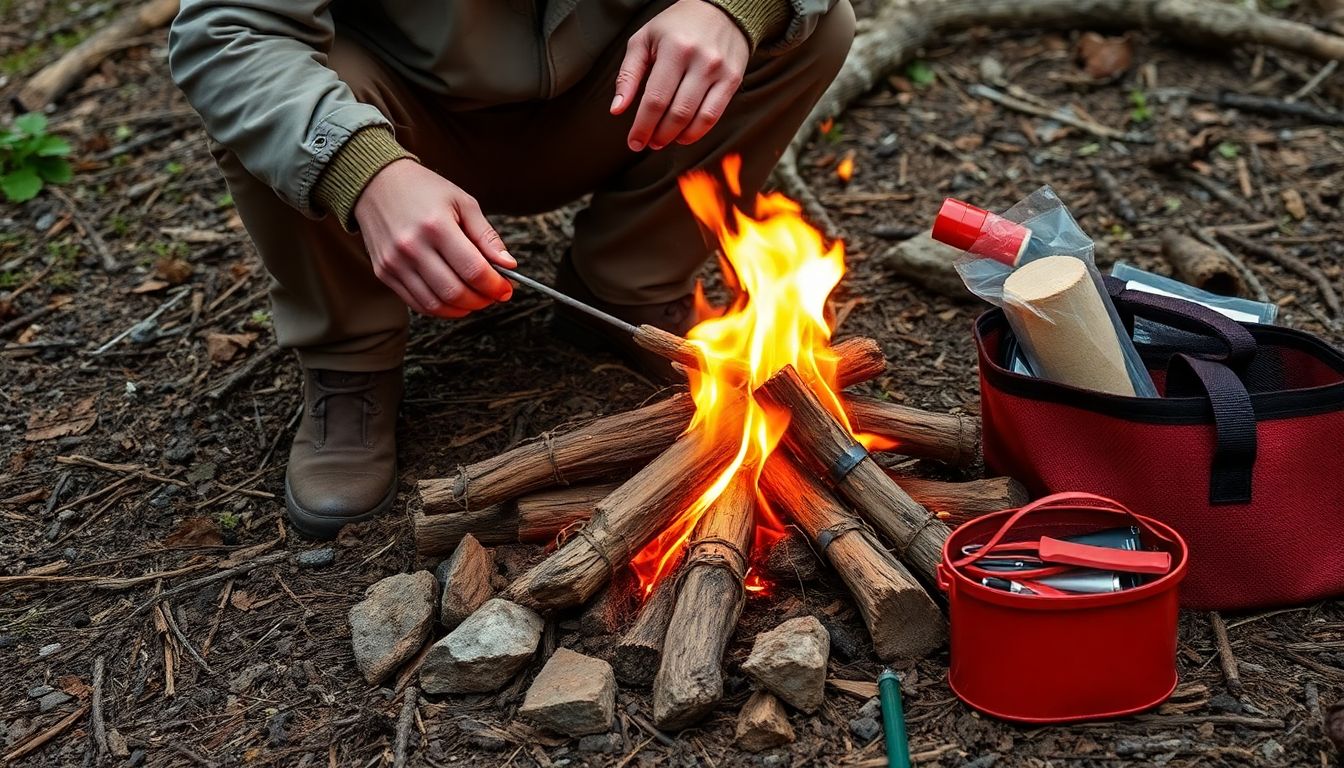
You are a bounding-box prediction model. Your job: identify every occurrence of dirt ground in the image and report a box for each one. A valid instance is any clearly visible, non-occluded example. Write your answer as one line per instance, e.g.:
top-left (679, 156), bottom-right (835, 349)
top-left (2, 1), bottom-right (1343, 766)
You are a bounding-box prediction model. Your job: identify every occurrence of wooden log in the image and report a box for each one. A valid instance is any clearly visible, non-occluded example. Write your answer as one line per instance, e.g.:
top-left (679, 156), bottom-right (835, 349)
top-left (1159, 231), bottom-right (1245, 297)
top-left (652, 472), bottom-right (755, 730)
top-left (501, 424), bottom-right (738, 611)
top-left (613, 567), bottom-right (680, 687)
top-left (760, 454), bottom-right (946, 660)
top-left (580, 567), bottom-right (639, 637)
top-left (517, 483), bottom-right (621, 542)
top-left (845, 395), bottom-right (980, 466)
top-left (757, 366), bottom-right (950, 586)
top-left (887, 475), bottom-right (1030, 526)
top-left (16, 0), bottom-right (181, 111)
top-left (417, 336), bottom-right (884, 516)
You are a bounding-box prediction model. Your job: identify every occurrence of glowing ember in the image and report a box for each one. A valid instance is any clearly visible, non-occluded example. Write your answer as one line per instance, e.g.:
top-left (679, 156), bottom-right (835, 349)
top-left (629, 155), bottom-right (852, 596)
top-left (836, 150), bottom-right (855, 183)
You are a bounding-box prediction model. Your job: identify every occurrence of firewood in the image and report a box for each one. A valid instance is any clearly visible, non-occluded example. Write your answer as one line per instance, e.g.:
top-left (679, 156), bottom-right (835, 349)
top-left (757, 366), bottom-right (950, 586)
top-left (16, 0), bottom-right (181, 111)
top-left (417, 336), bottom-right (884, 516)
top-left (845, 395), bottom-right (980, 466)
top-left (760, 455), bottom-right (946, 660)
top-left (886, 475), bottom-right (1029, 526)
top-left (1159, 231), bottom-right (1245, 297)
top-left (579, 567), bottom-right (639, 637)
top-left (653, 472), bottom-right (755, 729)
top-left (501, 424), bottom-right (738, 611)
top-left (613, 567), bottom-right (680, 687)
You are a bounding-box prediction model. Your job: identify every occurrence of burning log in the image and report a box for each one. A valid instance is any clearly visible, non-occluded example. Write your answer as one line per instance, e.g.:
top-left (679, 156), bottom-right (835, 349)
top-left (889, 475), bottom-right (1029, 525)
top-left (613, 565), bottom-right (681, 686)
top-left (501, 424), bottom-right (738, 611)
top-left (652, 472), bottom-right (755, 730)
top-left (760, 455), bottom-right (946, 659)
top-left (757, 366), bottom-right (951, 586)
top-left (845, 394), bottom-right (980, 466)
top-left (417, 336), bottom-right (884, 516)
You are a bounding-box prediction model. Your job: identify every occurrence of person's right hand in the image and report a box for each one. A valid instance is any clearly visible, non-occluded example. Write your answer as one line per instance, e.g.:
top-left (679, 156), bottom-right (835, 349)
top-left (354, 159), bottom-right (515, 318)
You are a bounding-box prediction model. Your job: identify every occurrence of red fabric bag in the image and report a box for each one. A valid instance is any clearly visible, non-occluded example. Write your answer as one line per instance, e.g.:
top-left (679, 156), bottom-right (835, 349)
top-left (975, 281), bottom-right (1344, 611)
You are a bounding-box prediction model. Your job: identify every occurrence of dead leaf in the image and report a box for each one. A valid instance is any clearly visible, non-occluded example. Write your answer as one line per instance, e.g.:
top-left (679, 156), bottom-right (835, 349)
top-left (154, 257), bottom-right (193, 285)
top-left (1075, 32), bottom-right (1133, 80)
top-left (206, 332), bottom-right (258, 364)
top-left (131, 279), bottom-right (169, 294)
top-left (163, 516), bottom-right (224, 548)
top-left (16, 324), bottom-right (40, 344)
top-left (1283, 188), bottom-right (1308, 220)
top-left (230, 589), bottom-right (259, 611)
top-left (57, 675), bottom-right (90, 699)
top-left (25, 395), bottom-right (98, 442)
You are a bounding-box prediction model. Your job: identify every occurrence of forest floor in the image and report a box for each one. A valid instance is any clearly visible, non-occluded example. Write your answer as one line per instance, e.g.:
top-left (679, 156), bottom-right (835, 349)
top-left (2, 1), bottom-right (1343, 766)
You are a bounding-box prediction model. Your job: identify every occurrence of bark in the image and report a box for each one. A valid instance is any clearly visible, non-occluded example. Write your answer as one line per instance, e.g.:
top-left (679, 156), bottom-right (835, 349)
top-left (652, 472), bottom-right (755, 729)
top-left (889, 475), bottom-right (1030, 526)
top-left (760, 454), bottom-right (946, 660)
top-left (1159, 231), bottom-right (1245, 297)
top-left (613, 569), bottom-right (680, 687)
top-left (845, 395), bottom-right (980, 466)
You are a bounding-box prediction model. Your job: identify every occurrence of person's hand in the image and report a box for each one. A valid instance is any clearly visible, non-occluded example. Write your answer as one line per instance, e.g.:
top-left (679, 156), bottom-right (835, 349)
top-left (611, 0), bottom-right (749, 151)
top-left (354, 159), bottom-right (515, 318)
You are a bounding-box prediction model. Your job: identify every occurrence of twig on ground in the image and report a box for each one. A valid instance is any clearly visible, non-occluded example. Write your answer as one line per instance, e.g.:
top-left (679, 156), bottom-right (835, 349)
top-left (0, 304), bottom-right (58, 339)
top-left (159, 600), bottom-right (214, 675)
top-left (51, 187), bottom-right (116, 272)
top-left (1092, 164), bottom-right (1138, 224)
top-left (88, 285), bottom-right (192, 357)
top-left (91, 655), bottom-right (109, 760)
top-left (1174, 169), bottom-right (1260, 219)
top-left (1216, 230), bottom-right (1342, 318)
top-left (969, 84), bottom-right (1151, 143)
top-left (1209, 612), bottom-right (1242, 692)
top-left (1, 702), bottom-right (91, 763)
top-left (1214, 89), bottom-right (1344, 126)
top-left (393, 686), bottom-right (419, 768)
top-left (208, 345), bottom-right (284, 401)
top-left (56, 455), bottom-right (187, 487)
top-left (1193, 229), bottom-right (1270, 303)
top-left (129, 550), bottom-right (287, 619)
top-left (1288, 59), bottom-right (1339, 102)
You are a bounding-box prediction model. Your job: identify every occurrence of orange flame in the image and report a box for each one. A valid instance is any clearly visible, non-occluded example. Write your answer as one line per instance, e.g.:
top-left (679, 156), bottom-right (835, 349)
top-left (836, 150), bottom-right (856, 183)
top-left (628, 156), bottom-right (851, 596)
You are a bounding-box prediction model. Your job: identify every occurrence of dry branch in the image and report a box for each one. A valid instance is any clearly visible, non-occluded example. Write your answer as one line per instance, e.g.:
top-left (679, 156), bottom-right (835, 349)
top-left (501, 424), bottom-right (738, 611)
top-left (16, 0), bottom-right (181, 111)
top-left (1159, 231), bottom-right (1246, 296)
top-left (412, 483), bottom-right (622, 556)
top-left (417, 336), bottom-right (884, 516)
top-left (653, 472), bottom-right (755, 729)
top-left (845, 395), bottom-right (980, 466)
top-left (760, 455), bottom-right (946, 659)
top-left (889, 475), bottom-right (1029, 525)
top-left (757, 366), bottom-right (950, 585)
top-left (614, 569), bottom-right (681, 687)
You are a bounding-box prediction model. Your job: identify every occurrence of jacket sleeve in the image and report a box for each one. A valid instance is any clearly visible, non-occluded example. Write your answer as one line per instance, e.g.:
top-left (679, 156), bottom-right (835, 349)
top-left (168, 0), bottom-right (409, 220)
top-left (704, 0), bottom-right (836, 55)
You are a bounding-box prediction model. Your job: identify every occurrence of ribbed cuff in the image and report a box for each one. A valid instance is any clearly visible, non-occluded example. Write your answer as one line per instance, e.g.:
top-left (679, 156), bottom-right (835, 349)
top-left (313, 126), bottom-right (417, 231)
top-left (701, 0), bottom-right (792, 52)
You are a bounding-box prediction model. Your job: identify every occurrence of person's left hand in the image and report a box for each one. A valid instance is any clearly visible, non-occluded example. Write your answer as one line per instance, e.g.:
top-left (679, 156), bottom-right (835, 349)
top-left (611, 0), bottom-right (749, 151)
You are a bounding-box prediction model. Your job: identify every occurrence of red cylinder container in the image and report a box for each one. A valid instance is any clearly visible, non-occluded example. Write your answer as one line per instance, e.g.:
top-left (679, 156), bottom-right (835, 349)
top-left (938, 492), bottom-right (1187, 723)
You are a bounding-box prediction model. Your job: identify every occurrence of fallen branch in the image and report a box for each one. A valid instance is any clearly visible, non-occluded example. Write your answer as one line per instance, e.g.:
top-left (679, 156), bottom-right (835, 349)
top-left (1215, 230), bottom-right (1342, 318)
top-left (614, 568), bottom-right (681, 687)
top-left (1213, 89), bottom-right (1344, 127)
top-left (15, 0), bottom-right (181, 111)
top-left (2, 702), bottom-right (91, 763)
top-left (1159, 231), bottom-right (1246, 297)
top-left (889, 475), bottom-right (1029, 525)
top-left (845, 395), bottom-right (980, 466)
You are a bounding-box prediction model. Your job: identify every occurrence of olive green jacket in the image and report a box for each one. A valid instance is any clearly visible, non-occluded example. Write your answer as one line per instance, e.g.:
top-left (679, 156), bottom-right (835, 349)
top-left (168, 0), bottom-right (831, 227)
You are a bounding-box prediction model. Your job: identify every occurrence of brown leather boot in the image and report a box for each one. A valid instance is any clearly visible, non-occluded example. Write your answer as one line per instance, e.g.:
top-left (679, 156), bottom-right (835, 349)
top-left (551, 254), bottom-right (697, 382)
top-left (285, 367), bottom-right (401, 539)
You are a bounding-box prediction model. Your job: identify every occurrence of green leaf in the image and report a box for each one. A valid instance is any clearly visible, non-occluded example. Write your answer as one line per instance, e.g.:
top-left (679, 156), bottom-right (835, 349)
top-left (1076, 143), bottom-right (1102, 157)
top-left (1215, 141), bottom-right (1240, 159)
top-left (36, 156), bottom-right (72, 184)
top-left (13, 112), bottom-right (47, 137)
top-left (1, 167), bottom-right (43, 202)
top-left (906, 60), bottom-right (936, 88)
top-left (35, 135), bottom-right (71, 157)
top-left (0, 130), bottom-right (19, 147)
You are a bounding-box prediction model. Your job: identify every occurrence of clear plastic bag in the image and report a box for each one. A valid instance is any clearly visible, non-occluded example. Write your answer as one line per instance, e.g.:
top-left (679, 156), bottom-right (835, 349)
top-left (1110, 262), bottom-right (1278, 350)
top-left (933, 187), bottom-right (1158, 398)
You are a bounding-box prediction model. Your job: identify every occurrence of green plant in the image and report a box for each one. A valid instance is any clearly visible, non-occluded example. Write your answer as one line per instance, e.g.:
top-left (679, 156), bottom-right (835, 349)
top-left (218, 511), bottom-right (241, 531)
top-left (905, 60), bottom-right (936, 88)
top-left (1128, 89), bottom-right (1152, 123)
top-left (1, 113), bottom-right (73, 203)
top-left (1216, 141), bottom-right (1240, 159)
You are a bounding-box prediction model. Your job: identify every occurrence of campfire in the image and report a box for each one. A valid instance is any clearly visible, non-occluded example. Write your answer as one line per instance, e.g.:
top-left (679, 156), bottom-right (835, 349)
top-left (413, 157), bottom-right (1018, 732)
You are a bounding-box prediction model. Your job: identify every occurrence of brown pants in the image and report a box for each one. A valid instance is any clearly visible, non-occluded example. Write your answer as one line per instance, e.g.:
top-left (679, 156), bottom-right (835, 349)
top-left (214, 2), bottom-right (856, 371)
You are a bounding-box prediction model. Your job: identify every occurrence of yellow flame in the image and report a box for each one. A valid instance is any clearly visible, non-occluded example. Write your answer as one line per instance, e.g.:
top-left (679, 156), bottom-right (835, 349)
top-left (629, 156), bottom-right (849, 595)
top-left (836, 150), bottom-right (855, 183)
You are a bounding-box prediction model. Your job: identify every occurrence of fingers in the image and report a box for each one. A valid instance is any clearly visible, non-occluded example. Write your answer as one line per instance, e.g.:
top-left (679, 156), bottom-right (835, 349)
top-left (627, 52), bottom-right (686, 151)
top-left (458, 200), bottom-right (517, 270)
top-left (612, 31), bottom-right (651, 116)
top-left (675, 76), bottom-right (737, 146)
top-left (648, 67), bottom-right (711, 151)
top-left (423, 214), bottom-right (514, 304)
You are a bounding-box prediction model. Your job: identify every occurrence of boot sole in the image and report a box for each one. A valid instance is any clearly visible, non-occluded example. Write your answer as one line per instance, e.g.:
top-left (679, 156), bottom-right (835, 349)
top-left (284, 470), bottom-right (398, 541)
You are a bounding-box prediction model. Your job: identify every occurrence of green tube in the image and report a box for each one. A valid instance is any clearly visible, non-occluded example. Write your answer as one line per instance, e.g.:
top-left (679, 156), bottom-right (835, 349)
top-left (878, 668), bottom-right (911, 768)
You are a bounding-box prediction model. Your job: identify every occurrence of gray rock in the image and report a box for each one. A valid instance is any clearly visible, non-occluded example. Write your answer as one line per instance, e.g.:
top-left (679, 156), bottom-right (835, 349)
top-left (740, 616), bottom-right (830, 713)
top-left (38, 642), bottom-right (61, 657)
top-left (858, 696), bottom-right (881, 721)
top-left (762, 754), bottom-right (789, 768)
top-left (849, 715), bottom-right (881, 743)
top-left (1259, 739), bottom-right (1284, 761)
top-left (293, 548), bottom-right (335, 569)
top-left (577, 733), bottom-right (621, 753)
top-left (348, 571), bottom-right (438, 684)
top-left (520, 648), bottom-right (616, 736)
top-left (28, 685), bottom-right (55, 699)
top-left (1209, 693), bottom-right (1242, 713)
top-left (0, 635), bottom-right (17, 649)
top-left (419, 598), bottom-right (543, 694)
top-left (38, 691), bottom-right (71, 712)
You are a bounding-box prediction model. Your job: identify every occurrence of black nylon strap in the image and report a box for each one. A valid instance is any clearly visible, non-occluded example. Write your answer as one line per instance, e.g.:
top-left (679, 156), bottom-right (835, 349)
top-left (1169, 354), bottom-right (1258, 505)
top-left (1104, 277), bottom-right (1258, 366)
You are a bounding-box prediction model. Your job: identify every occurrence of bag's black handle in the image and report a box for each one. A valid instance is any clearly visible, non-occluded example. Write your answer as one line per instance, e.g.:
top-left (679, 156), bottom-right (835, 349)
top-left (1166, 354), bottom-right (1258, 505)
top-left (1103, 276), bottom-right (1258, 366)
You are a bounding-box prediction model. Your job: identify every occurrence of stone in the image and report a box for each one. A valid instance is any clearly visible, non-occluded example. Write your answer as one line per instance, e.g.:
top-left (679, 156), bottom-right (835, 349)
top-left (27, 685), bottom-right (54, 699)
top-left (1208, 693), bottom-right (1242, 713)
top-left (38, 642), bottom-right (61, 657)
top-left (293, 548), bottom-right (335, 568)
top-left (348, 571), bottom-right (438, 684)
top-left (822, 619), bottom-right (866, 662)
top-left (740, 616), bottom-right (829, 713)
top-left (437, 534), bottom-right (494, 630)
top-left (762, 753), bottom-right (789, 768)
top-left (858, 696), bottom-right (881, 721)
top-left (734, 691), bottom-right (795, 752)
top-left (520, 648), bottom-right (616, 736)
top-left (38, 691), bottom-right (71, 712)
top-left (849, 715), bottom-right (881, 743)
top-left (108, 728), bottom-right (130, 758)
top-left (419, 598), bottom-right (543, 694)
top-left (1259, 738), bottom-right (1284, 761)
top-left (577, 733), bottom-right (621, 753)
top-left (128, 749), bottom-right (146, 767)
